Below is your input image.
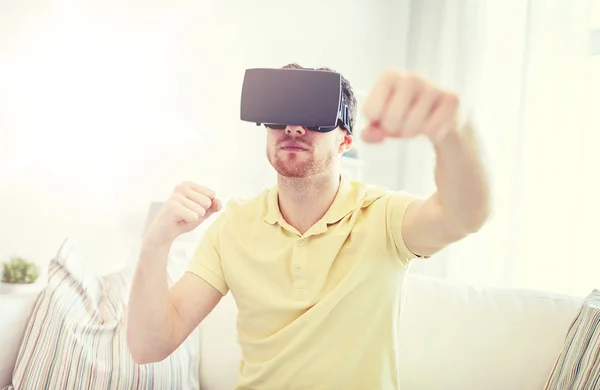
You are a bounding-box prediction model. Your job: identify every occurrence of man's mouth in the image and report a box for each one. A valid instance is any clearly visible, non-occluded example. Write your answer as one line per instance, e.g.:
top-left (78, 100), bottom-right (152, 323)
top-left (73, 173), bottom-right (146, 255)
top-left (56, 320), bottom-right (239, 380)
top-left (280, 143), bottom-right (308, 151)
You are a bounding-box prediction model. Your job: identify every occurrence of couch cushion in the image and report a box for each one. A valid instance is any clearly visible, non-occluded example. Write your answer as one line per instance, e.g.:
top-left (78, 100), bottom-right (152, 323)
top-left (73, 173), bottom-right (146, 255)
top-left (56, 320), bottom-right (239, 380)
top-left (399, 272), bottom-right (584, 390)
top-left (544, 289), bottom-right (600, 389)
top-left (7, 238), bottom-right (199, 390)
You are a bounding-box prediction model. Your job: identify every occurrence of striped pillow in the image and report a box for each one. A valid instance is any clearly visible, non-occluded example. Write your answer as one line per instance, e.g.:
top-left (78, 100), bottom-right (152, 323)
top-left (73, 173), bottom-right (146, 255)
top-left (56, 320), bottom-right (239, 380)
top-left (544, 290), bottom-right (600, 389)
top-left (7, 238), bottom-right (200, 390)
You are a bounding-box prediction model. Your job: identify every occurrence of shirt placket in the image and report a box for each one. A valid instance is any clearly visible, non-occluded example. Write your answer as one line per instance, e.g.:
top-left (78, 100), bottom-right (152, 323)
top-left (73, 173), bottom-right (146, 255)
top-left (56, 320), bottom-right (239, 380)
top-left (292, 237), bottom-right (309, 300)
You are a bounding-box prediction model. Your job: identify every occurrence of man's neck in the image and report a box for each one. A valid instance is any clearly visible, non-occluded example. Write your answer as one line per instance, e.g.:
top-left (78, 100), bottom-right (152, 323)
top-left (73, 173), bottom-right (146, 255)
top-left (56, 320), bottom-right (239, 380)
top-left (277, 170), bottom-right (341, 235)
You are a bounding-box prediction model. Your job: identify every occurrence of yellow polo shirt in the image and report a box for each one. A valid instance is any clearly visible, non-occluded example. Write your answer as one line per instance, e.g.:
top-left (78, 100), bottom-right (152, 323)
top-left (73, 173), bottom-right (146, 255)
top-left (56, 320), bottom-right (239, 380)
top-left (187, 176), bottom-right (423, 390)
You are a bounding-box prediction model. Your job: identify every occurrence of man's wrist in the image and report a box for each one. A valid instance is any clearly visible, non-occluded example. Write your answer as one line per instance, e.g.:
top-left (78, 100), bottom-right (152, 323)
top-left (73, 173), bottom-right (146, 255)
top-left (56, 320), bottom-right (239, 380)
top-left (140, 235), bottom-right (173, 264)
top-left (432, 119), bottom-right (475, 153)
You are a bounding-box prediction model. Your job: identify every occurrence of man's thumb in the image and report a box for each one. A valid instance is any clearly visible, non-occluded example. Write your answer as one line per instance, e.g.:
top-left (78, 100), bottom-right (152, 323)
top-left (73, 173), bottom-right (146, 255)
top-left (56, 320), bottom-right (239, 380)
top-left (205, 198), bottom-right (222, 218)
top-left (361, 124), bottom-right (386, 143)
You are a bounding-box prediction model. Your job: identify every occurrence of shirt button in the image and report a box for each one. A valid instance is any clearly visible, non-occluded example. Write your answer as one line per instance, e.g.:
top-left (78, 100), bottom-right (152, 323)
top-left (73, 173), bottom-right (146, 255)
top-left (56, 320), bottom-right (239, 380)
top-left (297, 239), bottom-right (304, 247)
top-left (297, 289), bottom-right (306, 299)
top-left (294, 267), bottom-right (302, 276)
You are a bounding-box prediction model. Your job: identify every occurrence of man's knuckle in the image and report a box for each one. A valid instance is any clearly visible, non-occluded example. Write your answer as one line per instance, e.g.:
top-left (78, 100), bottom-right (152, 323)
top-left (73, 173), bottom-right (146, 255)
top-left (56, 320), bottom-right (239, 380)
top-left (443, 92), bottom-right (460, 108)
top-left (383, 68), bottom-right (403, 81)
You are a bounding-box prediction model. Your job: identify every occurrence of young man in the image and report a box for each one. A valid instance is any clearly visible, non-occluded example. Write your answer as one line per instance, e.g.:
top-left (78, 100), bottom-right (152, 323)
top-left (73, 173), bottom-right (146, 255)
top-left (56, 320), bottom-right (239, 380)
top-left (127, 63), bottom-right (491, 389)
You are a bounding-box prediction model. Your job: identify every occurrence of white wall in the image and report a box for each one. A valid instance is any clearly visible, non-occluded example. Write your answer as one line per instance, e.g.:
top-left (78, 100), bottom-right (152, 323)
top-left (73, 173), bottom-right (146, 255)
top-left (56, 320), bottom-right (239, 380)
top-left (0, 0), bottom-right (399, 275)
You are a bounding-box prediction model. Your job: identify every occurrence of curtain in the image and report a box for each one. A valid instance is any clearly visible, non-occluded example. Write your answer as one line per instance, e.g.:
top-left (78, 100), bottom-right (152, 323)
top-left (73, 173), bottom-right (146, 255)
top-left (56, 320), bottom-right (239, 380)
top-left (399, 0), bottom-right (598, 297)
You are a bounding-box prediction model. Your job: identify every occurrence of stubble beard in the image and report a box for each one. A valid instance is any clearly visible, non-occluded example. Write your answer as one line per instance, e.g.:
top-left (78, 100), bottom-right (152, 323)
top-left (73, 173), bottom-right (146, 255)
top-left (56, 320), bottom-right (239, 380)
top-left (269, 151), bottom-right (333, 178)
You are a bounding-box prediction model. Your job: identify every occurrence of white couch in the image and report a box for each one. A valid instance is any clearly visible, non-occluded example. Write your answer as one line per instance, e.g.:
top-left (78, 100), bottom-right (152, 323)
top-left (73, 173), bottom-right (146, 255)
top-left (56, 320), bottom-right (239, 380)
top-left (1, 272), bottom-right (583, 390)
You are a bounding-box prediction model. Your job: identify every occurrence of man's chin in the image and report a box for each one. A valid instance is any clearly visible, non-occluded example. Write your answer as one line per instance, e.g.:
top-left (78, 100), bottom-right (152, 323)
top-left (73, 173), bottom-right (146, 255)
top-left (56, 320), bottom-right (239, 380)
top-left (271, 162), bottom-right (311, 178)
top-left (267, 154), bottom-right (321, 178)
top-left (275, 167), bottom-right (310, 178)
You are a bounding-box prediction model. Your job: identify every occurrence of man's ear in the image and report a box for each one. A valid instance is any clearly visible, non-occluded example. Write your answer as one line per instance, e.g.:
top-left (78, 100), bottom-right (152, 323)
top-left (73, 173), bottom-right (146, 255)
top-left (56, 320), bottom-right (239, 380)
top-left (337, 129), bottom-right (354, 154)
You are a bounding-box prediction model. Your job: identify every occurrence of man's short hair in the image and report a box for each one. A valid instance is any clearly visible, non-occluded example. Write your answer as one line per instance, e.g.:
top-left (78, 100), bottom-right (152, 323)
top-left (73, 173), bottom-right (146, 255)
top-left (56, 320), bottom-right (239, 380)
top-left (282, 62), bottom-right (357, 134)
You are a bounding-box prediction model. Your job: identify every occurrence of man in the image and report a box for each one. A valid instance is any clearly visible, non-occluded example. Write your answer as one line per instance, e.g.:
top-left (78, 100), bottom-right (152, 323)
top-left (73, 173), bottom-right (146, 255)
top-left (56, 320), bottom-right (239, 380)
top-left (127, 63), bottom-right (491, 389)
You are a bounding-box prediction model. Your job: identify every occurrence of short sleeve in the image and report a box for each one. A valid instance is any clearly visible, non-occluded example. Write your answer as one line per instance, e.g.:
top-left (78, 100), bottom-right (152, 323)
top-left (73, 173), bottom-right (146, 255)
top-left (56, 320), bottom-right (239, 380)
top-left (385, 191), bottom-right (429, 262)
top-left (186, 214), bottom-right (229, 295)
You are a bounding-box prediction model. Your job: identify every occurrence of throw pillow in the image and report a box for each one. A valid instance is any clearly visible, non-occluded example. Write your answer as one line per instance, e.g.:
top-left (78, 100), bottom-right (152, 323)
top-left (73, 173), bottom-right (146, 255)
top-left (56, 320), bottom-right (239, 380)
top-left (544, 289), bottom-right (600, 389)
top-left (7, 238), bottom-right (200, 390)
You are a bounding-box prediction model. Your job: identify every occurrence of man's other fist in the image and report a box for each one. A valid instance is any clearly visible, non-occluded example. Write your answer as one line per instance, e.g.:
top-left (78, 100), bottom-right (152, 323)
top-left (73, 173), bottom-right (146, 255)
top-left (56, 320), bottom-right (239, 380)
top-left (144, 182), bottom-right (222, 246)
top-left (361, 70), bottom-right (461, 144)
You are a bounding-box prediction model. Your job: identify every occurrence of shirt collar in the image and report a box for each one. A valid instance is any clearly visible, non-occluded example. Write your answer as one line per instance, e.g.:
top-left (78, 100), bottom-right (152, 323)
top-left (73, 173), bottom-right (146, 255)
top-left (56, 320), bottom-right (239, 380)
top-left (263, 175), bottom-right (358, 230)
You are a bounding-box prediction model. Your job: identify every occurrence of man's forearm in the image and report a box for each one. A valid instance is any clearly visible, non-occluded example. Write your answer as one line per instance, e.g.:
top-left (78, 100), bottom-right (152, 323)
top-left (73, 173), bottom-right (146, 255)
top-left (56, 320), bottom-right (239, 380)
top-left (431, 120), bottom-right (492, 233)
top-left (127, 240), bottom-right (176, 363)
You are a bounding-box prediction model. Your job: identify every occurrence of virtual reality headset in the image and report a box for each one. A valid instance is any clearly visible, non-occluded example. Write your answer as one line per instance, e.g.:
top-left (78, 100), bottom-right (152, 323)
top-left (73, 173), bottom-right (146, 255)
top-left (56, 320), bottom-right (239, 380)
top-left (240, 67), bottom-right (353, 134)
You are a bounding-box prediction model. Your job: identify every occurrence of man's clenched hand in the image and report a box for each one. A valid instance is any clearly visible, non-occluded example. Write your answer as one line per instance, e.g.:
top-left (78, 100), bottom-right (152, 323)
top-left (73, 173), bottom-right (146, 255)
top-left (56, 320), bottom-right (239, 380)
top-left (361, 69), bottom-right (463, 144)
top-left (144, 182), bottom-right (222, 247)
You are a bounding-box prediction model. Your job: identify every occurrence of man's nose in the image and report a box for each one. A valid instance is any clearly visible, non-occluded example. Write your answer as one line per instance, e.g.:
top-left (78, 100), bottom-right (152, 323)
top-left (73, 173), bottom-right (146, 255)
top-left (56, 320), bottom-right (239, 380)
top-left (285, 125), bottom-right (307, 136)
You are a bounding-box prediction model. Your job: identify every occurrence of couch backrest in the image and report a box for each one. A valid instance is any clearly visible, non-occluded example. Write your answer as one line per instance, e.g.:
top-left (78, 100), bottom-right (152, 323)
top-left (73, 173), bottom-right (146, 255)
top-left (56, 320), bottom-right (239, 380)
top-left (196, 273), bottom-right (585, 390)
